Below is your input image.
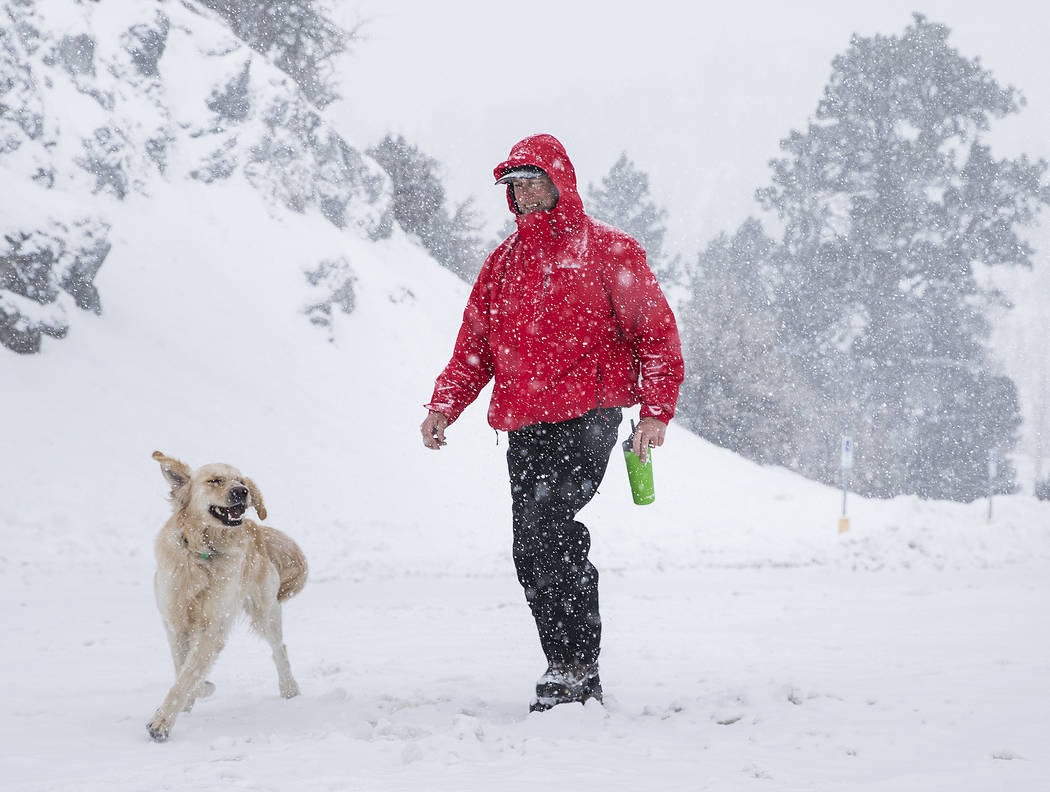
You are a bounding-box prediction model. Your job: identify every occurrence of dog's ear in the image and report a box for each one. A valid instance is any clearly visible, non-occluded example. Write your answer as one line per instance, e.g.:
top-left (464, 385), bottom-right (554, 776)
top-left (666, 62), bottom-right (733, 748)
top-left (152, 451), bottom-right (192, 504)
top-left (244, 476), bottom-right (267, 520)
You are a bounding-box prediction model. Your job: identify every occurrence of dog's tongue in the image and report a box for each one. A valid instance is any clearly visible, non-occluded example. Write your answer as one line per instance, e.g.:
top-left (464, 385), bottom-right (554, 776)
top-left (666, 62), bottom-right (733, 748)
top-left (229, 505), bottom-right (246, 520)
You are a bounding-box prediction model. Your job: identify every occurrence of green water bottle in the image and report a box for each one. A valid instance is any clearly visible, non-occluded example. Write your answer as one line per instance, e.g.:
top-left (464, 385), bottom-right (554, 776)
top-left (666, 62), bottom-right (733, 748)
top-left (622, 419), bottom-right (656, 505)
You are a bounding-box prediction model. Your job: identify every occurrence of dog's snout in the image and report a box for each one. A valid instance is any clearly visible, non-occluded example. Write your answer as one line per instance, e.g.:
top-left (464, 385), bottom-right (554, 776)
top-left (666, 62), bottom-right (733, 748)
top-left (230, 485), bottom-right (249, 503)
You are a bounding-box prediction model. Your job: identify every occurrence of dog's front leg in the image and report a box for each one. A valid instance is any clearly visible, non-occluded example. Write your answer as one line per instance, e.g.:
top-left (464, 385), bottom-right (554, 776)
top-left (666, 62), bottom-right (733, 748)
top-left (147, 627), bottom-right (227, 742)
top-left (162, 625), bottom-right (215, 712)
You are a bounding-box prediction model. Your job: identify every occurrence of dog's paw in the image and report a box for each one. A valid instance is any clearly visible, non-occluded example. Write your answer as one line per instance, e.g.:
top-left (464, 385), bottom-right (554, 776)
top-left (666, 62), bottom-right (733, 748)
top-left (146, 717), bottom-right (171, 742)
top-left (280, 680), bottom-right (300, 699)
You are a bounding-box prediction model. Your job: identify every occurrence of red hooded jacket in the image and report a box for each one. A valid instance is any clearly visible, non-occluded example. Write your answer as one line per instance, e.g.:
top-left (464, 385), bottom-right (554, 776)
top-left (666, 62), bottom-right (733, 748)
top-left (427, 134), bottom-right (684, 432)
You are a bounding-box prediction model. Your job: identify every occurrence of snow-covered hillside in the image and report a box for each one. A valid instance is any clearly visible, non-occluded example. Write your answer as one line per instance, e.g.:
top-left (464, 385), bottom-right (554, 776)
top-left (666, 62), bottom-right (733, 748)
top-left (0, 0), bottom-right (389, 353)
top-left (3, 2), bottom-right (1050, 790)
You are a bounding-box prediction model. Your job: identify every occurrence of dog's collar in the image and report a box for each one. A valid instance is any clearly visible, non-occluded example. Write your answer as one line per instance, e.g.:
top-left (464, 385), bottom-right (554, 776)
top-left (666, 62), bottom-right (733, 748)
top-left (182, 534), bottom-right (218, 560)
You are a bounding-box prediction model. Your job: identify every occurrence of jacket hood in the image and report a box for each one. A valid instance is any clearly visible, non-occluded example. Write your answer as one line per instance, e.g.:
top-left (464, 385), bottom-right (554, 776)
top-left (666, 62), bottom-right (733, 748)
top-left (494, 134), bottom-right (585, 218)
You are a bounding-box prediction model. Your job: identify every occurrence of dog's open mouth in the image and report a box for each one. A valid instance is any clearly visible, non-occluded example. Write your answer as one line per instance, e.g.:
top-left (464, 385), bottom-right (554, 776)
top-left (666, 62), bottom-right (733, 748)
top-left (209, 504), bottom-right (246, 525)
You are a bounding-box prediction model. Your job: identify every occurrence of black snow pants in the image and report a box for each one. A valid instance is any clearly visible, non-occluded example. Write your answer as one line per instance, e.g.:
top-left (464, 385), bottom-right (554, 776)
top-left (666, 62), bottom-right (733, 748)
top-left (506, 407), bottom-right (622, 669)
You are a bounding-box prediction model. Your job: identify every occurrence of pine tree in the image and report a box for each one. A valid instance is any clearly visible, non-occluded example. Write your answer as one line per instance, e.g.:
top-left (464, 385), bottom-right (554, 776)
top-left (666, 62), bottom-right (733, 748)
top-left (758, 14), bottom-right (1049, 499)
top-left (678, 219), bottom-right (815, 465)
top-left (368, 135), bottom-right (484, 281)
top-left (586, 153), bottom-right (679, 285)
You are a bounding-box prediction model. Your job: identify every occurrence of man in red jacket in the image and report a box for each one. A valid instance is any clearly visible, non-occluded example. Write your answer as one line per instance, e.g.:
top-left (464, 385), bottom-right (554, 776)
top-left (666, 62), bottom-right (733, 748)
top-left (421, 134), bottom-right (684, 711)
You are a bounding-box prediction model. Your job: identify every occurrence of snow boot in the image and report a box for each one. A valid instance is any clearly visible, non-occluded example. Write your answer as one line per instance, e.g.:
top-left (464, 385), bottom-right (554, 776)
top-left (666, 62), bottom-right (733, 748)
top-left (529, 664), bottom-right (603, 712)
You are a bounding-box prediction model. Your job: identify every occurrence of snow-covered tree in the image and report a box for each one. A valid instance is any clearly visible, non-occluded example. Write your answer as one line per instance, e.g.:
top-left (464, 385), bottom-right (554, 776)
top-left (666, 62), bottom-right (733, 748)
top-left (587, 153), bottom-right (679, 285)
top-left (758, 14), bottom-right (1049, 499)
top-left (368, 135), bottom-right (485, 281)
top-left (678, 219), bottom-right (815, 464)
top-left (198, 0), bottom-right (355, 108)
top-left (1036, 476), bottom-right (1050, 502)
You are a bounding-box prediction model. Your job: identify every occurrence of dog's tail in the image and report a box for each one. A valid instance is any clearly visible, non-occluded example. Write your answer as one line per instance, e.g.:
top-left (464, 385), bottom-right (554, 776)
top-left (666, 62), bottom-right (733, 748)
top-left (259, 526), bottom-right (308, 601)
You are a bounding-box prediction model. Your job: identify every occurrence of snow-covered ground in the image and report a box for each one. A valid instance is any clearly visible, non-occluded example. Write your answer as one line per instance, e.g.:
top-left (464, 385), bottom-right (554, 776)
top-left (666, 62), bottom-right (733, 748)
top-left (3, 169), bottom-right (1050, 791)
top-left (6, 562), bottom-right (1048, 791)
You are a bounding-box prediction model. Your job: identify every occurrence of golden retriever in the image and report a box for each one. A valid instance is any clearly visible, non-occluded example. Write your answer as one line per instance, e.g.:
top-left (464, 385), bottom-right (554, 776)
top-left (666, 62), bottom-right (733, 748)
top-left (147, 451), bottom-right (307, 742)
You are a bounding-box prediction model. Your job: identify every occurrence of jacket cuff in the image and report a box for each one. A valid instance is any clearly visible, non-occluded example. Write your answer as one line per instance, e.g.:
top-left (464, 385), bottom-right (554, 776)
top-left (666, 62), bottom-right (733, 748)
top-left (639, 404), bottom-right (672, 424)
top-left (424, 401), bottom-right (460, 425)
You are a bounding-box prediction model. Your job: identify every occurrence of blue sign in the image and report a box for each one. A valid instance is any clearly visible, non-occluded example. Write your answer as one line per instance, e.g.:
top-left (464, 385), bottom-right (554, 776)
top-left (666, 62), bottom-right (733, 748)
top-left (841, 437), bottom-right (854, 470)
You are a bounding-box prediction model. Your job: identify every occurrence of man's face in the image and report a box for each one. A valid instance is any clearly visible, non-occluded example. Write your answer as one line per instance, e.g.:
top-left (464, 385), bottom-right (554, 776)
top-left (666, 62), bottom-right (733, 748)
top-left (511, 174), bottom-right (559, 214)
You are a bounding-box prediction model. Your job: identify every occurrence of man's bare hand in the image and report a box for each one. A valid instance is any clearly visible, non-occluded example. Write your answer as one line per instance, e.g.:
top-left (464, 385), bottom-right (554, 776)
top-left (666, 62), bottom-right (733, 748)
top-left (632, 416), bottom-right (666, 465)
top-left (421, 411), bottom-right (449, 450)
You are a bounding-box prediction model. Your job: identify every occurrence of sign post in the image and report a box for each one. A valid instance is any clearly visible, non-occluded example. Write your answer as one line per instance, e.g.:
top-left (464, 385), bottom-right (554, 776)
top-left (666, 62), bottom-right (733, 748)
top-left (987, 449), bottom-right (998, 522)
top-left (839, 436), bottom-right (853, 533)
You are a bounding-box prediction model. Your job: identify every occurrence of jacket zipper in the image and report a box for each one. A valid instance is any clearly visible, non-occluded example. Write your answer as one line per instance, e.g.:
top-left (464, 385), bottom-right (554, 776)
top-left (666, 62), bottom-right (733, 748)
top-left (542, 219), bottom-right (557, 297)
